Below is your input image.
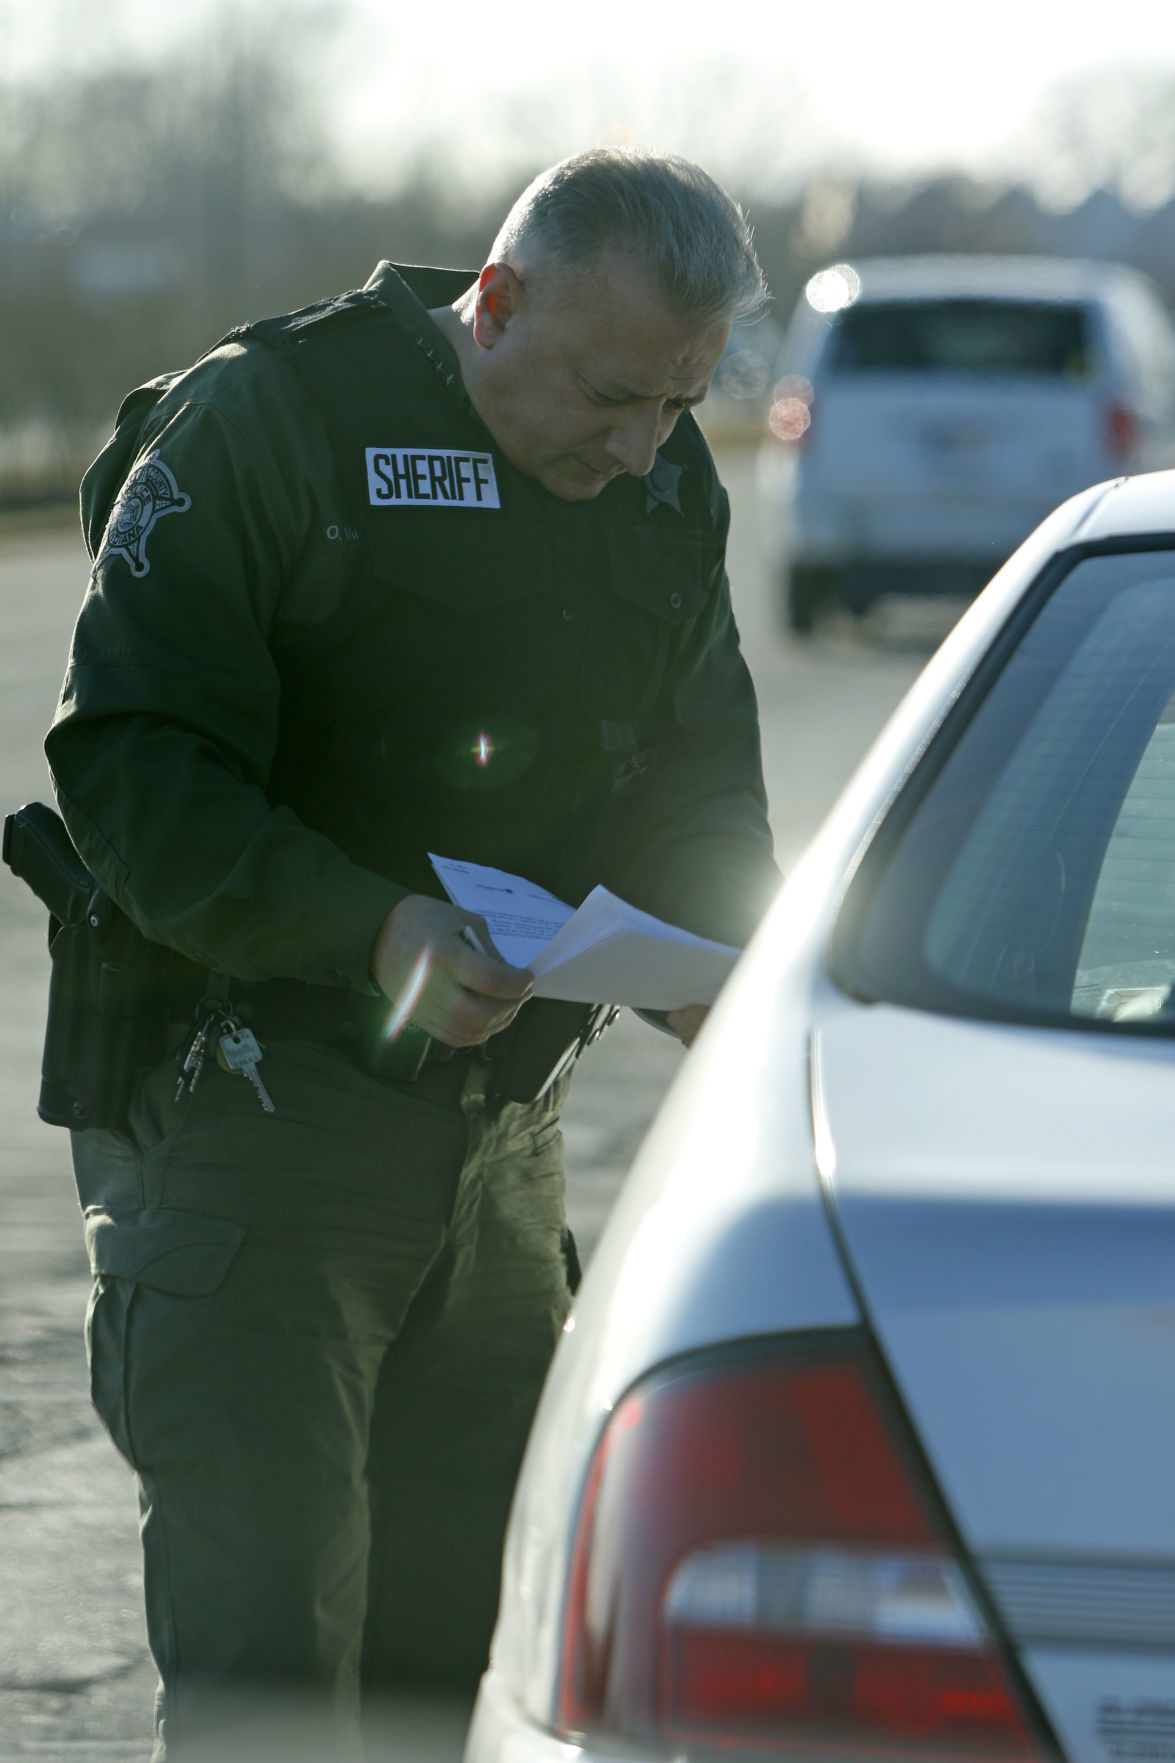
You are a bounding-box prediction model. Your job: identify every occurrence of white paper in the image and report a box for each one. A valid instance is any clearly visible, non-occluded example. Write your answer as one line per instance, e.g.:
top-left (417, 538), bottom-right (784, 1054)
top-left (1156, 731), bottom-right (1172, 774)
top-left (429, 855), bottom-right (739, 1010)
top-left (427, 855), bottom-right (575, 970)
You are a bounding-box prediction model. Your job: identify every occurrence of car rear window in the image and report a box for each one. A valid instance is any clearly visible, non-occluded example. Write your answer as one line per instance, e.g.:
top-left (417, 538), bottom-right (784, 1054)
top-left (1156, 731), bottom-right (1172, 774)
top-left (833, 549), bottom-right (1175, 1033)
top-left (826, 299), bottom-right (1091, 377)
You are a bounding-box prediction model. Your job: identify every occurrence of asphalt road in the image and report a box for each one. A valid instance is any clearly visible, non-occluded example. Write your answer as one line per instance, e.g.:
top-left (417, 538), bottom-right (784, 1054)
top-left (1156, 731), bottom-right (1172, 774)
top-left (0, 448), bottom-right (961, 1761)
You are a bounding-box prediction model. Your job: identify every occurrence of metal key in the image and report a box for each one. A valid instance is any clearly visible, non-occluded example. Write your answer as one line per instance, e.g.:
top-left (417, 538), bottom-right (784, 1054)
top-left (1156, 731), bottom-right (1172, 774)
top-left (216, 1024), bottom-right (276, 1114)
top-left (176, 1009), bottom-right (219, 1101)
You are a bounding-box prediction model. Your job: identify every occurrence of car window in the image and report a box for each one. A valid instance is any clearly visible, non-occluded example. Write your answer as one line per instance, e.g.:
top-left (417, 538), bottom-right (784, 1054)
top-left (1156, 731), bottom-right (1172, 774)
top-left (1073, 708), bottom-right (1175, 1018)
top-left (837, 550), bottom-right (1175, 1032)
top-left (826, 299), bottom-right (1091, 378)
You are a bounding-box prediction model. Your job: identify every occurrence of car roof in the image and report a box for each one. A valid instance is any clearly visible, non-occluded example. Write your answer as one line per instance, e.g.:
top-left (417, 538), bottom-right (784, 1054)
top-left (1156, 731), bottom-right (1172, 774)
top-left (840, 254), bottom-right (1150, 305)
top-left (1075, 469), bottom-right (1175, 542)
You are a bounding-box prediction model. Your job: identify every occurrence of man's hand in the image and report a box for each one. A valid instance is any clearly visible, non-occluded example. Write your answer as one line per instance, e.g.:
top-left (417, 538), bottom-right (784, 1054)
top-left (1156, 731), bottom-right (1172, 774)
top-left (667, 1004), bottom-right (709, 1048)
top-left (370, 895), bottom-right (533, 1047)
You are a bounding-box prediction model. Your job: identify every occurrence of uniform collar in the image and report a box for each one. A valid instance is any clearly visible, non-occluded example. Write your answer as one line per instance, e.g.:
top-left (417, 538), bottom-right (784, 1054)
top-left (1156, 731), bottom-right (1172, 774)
top-left (361, 260), bottom-right (693, 521)
top-left (364, 260), bottom-right (474, 402)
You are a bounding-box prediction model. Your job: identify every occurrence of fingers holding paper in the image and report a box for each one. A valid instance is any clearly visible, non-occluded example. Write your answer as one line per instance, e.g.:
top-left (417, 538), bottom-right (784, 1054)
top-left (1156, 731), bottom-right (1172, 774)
top-left (370, 894), bottom-right (534, 1046)
top-left (429, 856), bottom-right (741, 1011)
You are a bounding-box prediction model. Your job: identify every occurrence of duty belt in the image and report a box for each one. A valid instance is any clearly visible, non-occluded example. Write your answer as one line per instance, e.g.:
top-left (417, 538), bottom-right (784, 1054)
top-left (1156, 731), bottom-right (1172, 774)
top-left (224, 978), bottom-right (617, 1105)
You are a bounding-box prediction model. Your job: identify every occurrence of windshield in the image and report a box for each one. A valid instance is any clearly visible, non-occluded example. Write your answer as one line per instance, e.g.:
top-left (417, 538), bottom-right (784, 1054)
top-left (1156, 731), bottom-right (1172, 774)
top-left (836, 549), bottom-right (1175, 1032)
top-left (826, 299), bottom-right (1092, 378)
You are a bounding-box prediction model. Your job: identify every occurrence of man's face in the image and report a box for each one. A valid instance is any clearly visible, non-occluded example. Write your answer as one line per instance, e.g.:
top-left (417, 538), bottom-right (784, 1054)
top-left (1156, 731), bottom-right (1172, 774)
top-left (468, 250), bottom-right (730, 501)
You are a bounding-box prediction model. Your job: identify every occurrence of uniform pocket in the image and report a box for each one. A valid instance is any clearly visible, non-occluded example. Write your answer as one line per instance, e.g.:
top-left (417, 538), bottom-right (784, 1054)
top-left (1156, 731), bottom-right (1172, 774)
top-left (572, 530), bottom-right (711, 730)
top-left (604, 528), bottom-right (709, 625)
top-left (85, 1275), bottom-right (138, 1466)
top-left (83, 1204), bottom-right (246, 1296)
top-left (83, 1206), bottom-right (247, 1469)
top-left (370, 519), bottom-right (553, 613)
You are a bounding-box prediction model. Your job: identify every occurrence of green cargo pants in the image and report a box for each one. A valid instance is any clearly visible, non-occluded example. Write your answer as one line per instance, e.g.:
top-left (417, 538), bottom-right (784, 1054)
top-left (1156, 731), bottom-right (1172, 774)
top-left (72, 1035), bottom-right (575, 1760)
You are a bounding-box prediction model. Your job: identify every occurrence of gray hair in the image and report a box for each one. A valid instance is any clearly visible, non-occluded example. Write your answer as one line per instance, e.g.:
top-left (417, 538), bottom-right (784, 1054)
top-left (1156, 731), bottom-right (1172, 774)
top-left (491, 148), bottom-right (767, 328)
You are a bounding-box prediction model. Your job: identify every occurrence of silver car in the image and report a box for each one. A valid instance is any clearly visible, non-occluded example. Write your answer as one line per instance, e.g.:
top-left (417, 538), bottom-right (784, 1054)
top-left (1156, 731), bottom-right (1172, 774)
top-left (466, 471), bottom-right (1175, 1763)
top-left (759, 255), bottom-right (1175, 632)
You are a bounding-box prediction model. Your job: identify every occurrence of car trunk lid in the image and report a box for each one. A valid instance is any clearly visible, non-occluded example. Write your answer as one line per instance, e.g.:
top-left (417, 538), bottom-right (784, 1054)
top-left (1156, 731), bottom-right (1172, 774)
top-left (809, 377), bottom-right (1104, 505)
top-left (814, 1003), bottom-right (1175, 1760)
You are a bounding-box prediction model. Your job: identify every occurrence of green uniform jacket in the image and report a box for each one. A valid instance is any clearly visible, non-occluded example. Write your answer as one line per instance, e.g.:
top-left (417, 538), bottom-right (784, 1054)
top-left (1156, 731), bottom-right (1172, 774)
top-left (46, 263), bottom-right (778, 994)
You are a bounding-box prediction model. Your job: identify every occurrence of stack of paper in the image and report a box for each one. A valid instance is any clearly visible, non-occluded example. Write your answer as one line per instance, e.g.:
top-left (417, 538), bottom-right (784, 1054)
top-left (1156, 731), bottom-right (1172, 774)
top-left (429, 854), bottom-right (739, 1010)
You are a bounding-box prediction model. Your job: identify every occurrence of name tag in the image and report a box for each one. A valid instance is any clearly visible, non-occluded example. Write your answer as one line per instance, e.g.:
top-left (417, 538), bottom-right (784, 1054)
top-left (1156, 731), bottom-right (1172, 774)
top-left (366, 447), bottom-right (500, 509)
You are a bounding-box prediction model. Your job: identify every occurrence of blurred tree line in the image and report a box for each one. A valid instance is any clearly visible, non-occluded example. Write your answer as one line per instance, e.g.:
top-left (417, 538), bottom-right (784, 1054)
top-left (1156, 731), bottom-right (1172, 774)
top-left (5, 30), bottom-right (1175, 505)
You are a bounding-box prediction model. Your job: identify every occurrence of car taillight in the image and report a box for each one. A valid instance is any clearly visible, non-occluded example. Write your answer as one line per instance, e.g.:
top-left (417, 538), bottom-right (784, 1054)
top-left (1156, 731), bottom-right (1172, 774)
top-left (767, 376), bottom-right (814, 447)
top-left (1104, 397), bottom-right (1140, 460)
top-left (557, 1339), bottom-right (1048, 1757)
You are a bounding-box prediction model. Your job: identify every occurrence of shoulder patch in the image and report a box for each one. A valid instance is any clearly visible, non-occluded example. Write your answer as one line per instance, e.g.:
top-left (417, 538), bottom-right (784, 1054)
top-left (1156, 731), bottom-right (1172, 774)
top-left (97, 454), bottom-right (192, 578)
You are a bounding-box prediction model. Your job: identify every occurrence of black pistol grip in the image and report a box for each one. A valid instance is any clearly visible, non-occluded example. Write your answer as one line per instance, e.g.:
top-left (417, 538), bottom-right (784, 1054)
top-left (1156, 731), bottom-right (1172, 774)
top-left (3, 802), bottom-right (95, 925)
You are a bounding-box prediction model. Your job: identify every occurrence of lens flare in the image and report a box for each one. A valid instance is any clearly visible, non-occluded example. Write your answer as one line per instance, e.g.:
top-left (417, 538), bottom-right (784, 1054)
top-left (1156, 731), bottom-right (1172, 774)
top-left (805, 264), bottom-right (861, 314)
top-left (475, 732), bottom-right (492, 767)
top-left (768, 376), bottom-right (814, 444)
top-left (381, 945), bottom-right (431, 1041)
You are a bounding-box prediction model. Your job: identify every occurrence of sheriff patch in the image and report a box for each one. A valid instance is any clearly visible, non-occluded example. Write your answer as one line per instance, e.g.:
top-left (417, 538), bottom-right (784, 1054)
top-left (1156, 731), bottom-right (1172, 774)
top-left (366, 447), bottom-right (500, 510)
top-left (98, 454), bottom-right (191, 577)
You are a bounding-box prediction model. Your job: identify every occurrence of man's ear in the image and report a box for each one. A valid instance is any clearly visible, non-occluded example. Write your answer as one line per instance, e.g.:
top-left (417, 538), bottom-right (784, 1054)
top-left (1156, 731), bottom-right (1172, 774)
top-left (471, 262), bottom-right (525, 349)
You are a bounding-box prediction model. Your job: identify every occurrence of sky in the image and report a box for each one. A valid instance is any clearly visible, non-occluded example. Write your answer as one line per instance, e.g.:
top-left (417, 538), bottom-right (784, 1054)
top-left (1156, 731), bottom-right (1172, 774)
top-left (337, 0), bottom-right (1175, 187)
top-left (4, 0), bottom-right (1175, 201)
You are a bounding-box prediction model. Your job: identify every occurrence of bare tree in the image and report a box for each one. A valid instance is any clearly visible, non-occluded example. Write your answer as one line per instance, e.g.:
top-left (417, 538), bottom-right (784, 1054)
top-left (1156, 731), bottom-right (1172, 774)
top-left (1024, 64), bottom-right (1175, 212)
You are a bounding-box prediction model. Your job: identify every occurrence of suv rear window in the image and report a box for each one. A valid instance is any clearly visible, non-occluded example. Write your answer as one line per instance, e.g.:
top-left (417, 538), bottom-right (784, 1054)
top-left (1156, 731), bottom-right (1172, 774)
top-left (832, 549), bottom-right (1175, 1034)
top-left (826, 299), bottom-right (1091, 377)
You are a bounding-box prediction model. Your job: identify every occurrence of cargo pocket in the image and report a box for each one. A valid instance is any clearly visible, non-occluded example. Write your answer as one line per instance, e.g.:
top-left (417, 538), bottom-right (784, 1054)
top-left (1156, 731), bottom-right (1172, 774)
top-left (82, 1205), bottom-right (246, 1470)
top-left (85, 1275), bottom-right (138, 1466)
top-left (83, 1204), bottom-right (246, 1295)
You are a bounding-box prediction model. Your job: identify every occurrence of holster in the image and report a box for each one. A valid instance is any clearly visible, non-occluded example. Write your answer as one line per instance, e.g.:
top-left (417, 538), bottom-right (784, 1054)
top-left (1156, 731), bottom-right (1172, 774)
top-left (484, 998), bottom-right (618, 1103)
top-left (3, 802), bottom-right (175, 1129)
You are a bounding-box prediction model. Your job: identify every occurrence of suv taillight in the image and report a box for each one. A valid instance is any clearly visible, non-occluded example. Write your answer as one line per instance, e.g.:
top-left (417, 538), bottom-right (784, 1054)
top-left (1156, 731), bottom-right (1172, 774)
top-left (1104, 397), bottom-right (1140, 460)
top-left (557, 1339), bottom-right (1048, 1757)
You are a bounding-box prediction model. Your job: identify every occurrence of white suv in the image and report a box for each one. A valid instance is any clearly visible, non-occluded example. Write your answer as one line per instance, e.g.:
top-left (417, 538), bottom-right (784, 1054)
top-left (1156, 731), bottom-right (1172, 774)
top-left (758, 254), bottom-right (1175, 632)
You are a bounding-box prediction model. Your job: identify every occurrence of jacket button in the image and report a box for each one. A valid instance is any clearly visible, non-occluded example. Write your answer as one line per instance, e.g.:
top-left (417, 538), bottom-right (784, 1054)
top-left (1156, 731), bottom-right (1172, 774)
top-left (562, 607), bottom-right (575, 622)
top-left (669, 591), bottom-right (683, 610)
